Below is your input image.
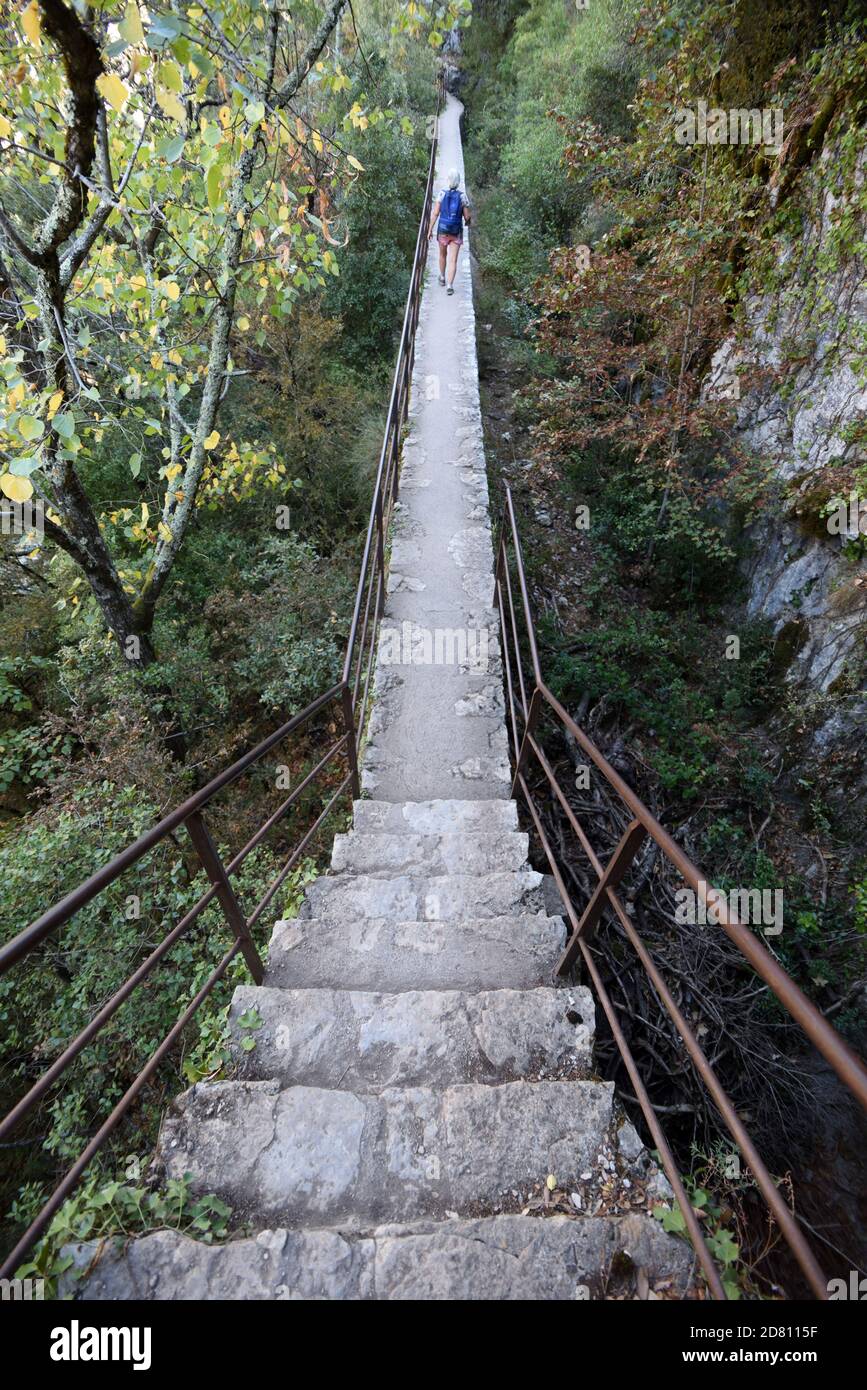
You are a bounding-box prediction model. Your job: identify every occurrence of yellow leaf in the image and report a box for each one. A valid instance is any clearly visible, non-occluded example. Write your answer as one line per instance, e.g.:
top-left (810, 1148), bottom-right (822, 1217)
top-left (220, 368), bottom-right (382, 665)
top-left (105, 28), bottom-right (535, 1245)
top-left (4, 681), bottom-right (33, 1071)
top-left (21, 2), bottom-right (41, 47)
top-left (150, 352), bottom-right (163, 370)
top-left (47, 390), bottom-right (63, 418)
top-left (118, 2), bottom-right (144, 47)
top-left (163, 280), bottom-right (180, 302)
top-left (158, 521), bottom-right (173, 543)
top-left (346, 154), bottom-right (364, 172)
top-left (157, 88), bottom-right (185, 123)
top-left (0, 473), bottom-right (33, 502)
top-left (546, 1174), bottom-right (557, 1191)
top-left (312, 129), bottom-right (323, 153)
top-left (203, 430), bottom-right (220, 450)
top-left (159, 61), bottom-right (183, 94)
top-left (237, 316), bottom-right (250, 332)
top-left (97, 73), bottom-right (129, 113)
top-left (0, 115), bottom-right (11, 139)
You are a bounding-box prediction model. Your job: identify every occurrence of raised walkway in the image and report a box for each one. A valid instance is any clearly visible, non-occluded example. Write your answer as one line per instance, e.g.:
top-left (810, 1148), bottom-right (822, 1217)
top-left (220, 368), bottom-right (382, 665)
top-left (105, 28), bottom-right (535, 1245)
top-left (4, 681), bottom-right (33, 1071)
top-left (67, 95), bottom-right (690, 1302)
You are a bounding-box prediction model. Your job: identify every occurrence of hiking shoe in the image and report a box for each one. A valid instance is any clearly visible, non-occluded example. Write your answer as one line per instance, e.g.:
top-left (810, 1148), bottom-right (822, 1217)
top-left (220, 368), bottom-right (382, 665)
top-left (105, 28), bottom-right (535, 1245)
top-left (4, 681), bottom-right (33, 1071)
top-left (447, 286), bottom-right (455, 295)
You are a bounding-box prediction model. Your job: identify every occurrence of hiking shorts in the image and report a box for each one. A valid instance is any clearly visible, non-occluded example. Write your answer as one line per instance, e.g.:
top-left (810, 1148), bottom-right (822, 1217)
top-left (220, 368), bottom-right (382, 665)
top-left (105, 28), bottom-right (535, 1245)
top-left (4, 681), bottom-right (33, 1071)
top-left (437, 231), bottom-right (463, 246)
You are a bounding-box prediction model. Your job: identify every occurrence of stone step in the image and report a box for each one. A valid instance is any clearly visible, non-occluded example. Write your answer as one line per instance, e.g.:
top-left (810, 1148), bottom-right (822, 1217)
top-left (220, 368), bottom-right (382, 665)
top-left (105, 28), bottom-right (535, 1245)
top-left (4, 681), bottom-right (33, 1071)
top-left (352, 799), bottom-right (518, 835)
top-left (265, 913), bottom-right (566, 992)
top-left (229, 984), bottom-right (594, 1090)
top-left (330, 830), bottom-right (529, 877)
top-left (298, 868), bottom-right (544, 922)
top-left (155, 1078), bottom-right (614, 1228)
top-left (66, 1213), bottom-right (693, 1301)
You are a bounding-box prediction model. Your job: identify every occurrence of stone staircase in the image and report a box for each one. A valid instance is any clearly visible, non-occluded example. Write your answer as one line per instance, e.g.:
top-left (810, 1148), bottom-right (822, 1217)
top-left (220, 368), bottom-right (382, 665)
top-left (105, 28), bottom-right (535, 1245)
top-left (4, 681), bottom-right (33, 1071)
top-left (65, 92), bottom-right (693, 1301)
top-left (70, 796), bottom-right (691, 1299)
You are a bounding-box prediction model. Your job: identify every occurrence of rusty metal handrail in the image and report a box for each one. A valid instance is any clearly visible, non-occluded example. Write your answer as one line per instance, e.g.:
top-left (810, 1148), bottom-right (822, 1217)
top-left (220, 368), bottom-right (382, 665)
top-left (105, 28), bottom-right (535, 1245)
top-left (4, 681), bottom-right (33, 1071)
top-left (495, 483), bottom-right (867, 1301)
top-left (342, 78), bottom-right (442, 740)
top-left (0, 77), bottom-right (444, 1280)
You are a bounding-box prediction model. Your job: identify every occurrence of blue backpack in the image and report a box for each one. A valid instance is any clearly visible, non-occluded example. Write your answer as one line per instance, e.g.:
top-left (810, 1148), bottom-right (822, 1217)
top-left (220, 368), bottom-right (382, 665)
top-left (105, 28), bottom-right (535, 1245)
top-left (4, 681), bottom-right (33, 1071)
top-left (439, 187), bottom-right (463, 235)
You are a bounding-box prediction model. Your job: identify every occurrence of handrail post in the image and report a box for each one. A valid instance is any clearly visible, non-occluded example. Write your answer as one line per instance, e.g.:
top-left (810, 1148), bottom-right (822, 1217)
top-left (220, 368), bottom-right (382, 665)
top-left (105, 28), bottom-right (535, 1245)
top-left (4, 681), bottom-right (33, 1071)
top-left (557, 819), bottom-right (647, 973)
top-left (374, 493), bottom-right (387, 600)
top-left (185, 811), bottom-right (264, 985)
top-left (511, 686), bottom-right (541, 797)
top-left (341, 682), bottom-right (361, 799)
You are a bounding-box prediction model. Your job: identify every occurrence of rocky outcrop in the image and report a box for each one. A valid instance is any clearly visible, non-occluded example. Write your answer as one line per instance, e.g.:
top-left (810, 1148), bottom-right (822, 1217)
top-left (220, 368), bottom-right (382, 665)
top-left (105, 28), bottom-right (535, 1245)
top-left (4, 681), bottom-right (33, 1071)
top-left (708, 147), bottom-right (866, 758)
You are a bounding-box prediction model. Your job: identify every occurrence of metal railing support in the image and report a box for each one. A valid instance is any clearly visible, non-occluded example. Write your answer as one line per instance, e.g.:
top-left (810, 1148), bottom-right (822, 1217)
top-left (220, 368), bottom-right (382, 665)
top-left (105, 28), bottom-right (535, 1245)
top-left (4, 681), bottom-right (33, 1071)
top-left (185, 812), bottom-right (265, 985)
top-left (341, 682), bottom-right (361, 800)
top-left (556, 819), bottom-right (647, 970)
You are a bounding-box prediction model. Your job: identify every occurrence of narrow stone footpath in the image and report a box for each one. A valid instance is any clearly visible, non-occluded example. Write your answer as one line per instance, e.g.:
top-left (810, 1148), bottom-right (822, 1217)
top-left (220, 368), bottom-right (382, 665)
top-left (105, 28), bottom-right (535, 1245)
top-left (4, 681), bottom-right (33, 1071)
top-left (68, 96), bottom-right (692, 1301)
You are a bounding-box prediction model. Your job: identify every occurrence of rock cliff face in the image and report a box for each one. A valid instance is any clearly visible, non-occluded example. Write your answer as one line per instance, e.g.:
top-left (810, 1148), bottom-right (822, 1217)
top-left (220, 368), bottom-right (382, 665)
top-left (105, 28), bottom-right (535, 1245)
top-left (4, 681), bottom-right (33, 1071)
top-left (709, 146), bottom-right (866, 776)
top-left (441, 21), bottom-right (464, 95)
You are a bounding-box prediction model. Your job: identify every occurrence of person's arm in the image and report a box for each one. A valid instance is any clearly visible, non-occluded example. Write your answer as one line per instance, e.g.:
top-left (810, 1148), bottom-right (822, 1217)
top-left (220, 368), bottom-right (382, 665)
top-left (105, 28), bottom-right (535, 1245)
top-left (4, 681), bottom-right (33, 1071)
top-left (428, 199), bottom-right (441, 239)
top-left (462, 202), bottom-right (472, 225)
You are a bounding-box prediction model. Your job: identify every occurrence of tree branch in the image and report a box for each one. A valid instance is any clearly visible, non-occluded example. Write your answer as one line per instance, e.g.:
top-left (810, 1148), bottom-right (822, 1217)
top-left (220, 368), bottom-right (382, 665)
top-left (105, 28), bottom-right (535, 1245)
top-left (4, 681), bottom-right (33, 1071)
top-left (274, 0), bottom-right (348, 109)
top-left (34, 0), bottom-right (103, 257)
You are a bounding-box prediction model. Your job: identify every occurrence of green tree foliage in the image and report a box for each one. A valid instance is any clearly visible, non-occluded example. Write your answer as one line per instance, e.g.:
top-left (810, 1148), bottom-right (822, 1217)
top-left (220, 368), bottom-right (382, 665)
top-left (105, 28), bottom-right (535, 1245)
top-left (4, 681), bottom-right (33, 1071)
top-left (0, 0), bottom-right (466, 664)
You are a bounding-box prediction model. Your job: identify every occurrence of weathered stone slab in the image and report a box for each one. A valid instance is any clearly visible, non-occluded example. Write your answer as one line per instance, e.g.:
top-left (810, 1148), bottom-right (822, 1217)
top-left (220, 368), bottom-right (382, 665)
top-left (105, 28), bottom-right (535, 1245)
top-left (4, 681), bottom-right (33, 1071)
top-left (352, 798), bottom-right (518, 835)
top-left (67, 1214), bottom-right (692, 1301)
top-left (330, 831), bottom-right (529, 876)
top-left (229, 984), bottom-right (595, 1089)
top-left (299, 868), bottom-right (544, 922)
top-left (265, 913), bottom-right (566, 992)
top-left (155, 1079), bottom-right (614, 1226)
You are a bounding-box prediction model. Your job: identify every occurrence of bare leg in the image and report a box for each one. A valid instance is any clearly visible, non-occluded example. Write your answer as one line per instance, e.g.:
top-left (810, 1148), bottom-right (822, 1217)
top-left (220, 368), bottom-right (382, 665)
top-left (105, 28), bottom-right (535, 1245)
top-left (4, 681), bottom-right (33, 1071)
top-left (446, 240), bottom-right (460, 288)
top-left (438, 243), bottom-right (447, 278)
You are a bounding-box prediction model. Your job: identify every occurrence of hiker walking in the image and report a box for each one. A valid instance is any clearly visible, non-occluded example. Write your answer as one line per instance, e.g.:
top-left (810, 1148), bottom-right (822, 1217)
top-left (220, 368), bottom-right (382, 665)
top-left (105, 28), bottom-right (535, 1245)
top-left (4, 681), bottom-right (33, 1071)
top-left (428, 168), bottom-right (471, 295)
